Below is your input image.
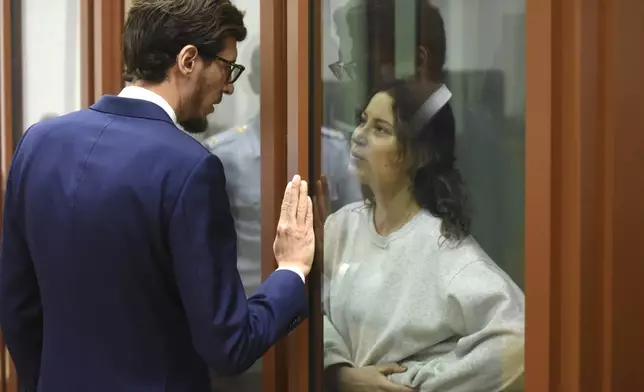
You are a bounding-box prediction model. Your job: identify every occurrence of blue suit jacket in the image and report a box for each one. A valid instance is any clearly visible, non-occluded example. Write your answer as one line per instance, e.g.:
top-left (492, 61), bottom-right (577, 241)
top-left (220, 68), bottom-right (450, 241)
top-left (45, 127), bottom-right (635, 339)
top-left (0, 96), bottom-right (307, 392)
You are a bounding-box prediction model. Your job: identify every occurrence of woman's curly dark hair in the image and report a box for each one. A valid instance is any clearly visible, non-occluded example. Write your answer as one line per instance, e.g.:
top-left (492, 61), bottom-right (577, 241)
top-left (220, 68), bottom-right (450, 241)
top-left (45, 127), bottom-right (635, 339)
top-left (360, 81), bottom-right (471, 243)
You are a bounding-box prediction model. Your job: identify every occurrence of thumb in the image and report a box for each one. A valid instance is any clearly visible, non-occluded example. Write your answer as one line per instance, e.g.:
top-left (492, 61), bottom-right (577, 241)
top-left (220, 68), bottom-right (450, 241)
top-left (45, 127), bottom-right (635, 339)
top-left (375, 363), bottom-right (407, 375)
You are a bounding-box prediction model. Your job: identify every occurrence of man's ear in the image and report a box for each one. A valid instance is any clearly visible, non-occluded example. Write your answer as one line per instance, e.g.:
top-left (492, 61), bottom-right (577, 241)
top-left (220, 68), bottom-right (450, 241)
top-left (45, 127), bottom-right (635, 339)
top-left (416, 149), bottom-right (432, 169)
top-left (177, 45), bottom-right (199, 76)
top-left (416, 46), bottom-right (431, 73)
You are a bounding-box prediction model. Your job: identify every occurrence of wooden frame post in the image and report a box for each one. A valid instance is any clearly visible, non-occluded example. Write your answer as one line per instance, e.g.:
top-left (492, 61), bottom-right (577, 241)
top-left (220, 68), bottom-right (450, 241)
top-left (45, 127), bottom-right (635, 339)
top-left (82, 0), bottom-right (124, 106)
top-left (0, 1), bottom-right (21, 388)
top-left (284, 0), bottom-right (316, 390)
top-left (283, 0), bottom-right (325, 390)
top-left (525, 0), bottom-right (644, 390)
top-left (80, 0), bottom-right (95, 107)
top-left (259, 0), bottom-right (290, 391)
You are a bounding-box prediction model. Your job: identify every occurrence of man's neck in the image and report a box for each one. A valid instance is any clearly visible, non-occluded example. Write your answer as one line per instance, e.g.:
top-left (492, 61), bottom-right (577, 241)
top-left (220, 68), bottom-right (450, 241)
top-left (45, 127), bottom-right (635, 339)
top-left (407, 78), bottom-right (441, 108)
top-left (131, 81), bottom-right (180, 116)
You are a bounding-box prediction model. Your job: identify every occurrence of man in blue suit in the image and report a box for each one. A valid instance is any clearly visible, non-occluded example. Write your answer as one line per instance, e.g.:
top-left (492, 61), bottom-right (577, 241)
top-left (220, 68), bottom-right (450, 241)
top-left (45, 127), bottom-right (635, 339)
top-left (0, 1), bottom-right (314, 391)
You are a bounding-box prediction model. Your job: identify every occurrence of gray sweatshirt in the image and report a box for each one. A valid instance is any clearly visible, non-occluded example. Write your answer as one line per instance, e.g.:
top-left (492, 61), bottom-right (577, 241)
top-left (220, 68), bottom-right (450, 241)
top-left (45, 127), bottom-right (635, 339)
top-left (323, 202), bottom-right (525, 392)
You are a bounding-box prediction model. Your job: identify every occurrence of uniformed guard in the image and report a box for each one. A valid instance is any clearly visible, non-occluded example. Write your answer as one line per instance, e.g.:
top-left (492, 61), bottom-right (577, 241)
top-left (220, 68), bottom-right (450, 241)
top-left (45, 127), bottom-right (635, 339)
top-left (203, 116), bottom-right (262, 297)
top-left (203, 43), bottom-right (361, 300)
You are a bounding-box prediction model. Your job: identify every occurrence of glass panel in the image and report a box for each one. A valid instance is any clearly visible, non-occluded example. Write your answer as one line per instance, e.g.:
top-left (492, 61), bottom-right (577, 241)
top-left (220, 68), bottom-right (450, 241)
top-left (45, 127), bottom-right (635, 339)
top-left (318, 1), bottom-right (525, 390)
top-left (202, 1), bottom-right (262, 391)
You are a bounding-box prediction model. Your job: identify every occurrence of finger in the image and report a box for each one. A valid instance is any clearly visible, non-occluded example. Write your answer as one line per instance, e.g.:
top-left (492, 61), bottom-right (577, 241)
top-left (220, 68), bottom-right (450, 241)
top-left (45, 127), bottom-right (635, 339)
top-left (321, 175), bottom-right (331, 212)
top-left (316, 176), bottom-right (331, 222)
top-left (315, 179), bottom-right (324, 209)
top-left (312, 197), bottom-right (324, 253)
top-left (375, 364), bottom-right (407, 375)
top-left (320, 174), bottom-right (328, 199)
top-left (296, 179), bottom-right (308, 224)
top-left (312, 195), bottom-right (320, 224)
top-left (278, 181), bottom-right (294, 226)
top-left (314, 182), bottom-right (325, 224)
top-left (305, 196), bottom-right (314, 233)
top-left (279, 175), bottom-right (300, 225)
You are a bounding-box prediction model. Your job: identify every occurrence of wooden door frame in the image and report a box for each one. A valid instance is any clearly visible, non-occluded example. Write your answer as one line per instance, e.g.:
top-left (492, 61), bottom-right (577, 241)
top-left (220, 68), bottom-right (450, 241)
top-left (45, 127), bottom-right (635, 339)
top-left (259, 0), bottom-right (291, 391)
top-left (0, 0), bottom-right (21, 390)
top-left (526, 0), bottom-right (644, 390)
top-left (1, 0), bottom-right (21, 180)
top-left (602, 0), bottom-right (644, 387)
top-left (283, 0), bottom-right (323, 391)
top-left (80, 0), bottom-right (95, 108)
top-left (81, 0), bottom-right (124, 107)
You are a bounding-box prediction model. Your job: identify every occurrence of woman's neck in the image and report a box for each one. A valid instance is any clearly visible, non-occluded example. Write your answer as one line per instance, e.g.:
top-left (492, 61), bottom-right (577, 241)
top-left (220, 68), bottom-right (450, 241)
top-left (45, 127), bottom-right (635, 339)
top-left (372, 185), bottom-right (421, 236)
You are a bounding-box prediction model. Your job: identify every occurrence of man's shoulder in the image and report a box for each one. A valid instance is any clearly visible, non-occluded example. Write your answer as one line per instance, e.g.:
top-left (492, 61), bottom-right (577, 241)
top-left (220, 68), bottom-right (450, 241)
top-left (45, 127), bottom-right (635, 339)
top-left (47, 109), bottom-right (210, 168)
top-left (18, 109), bottom-right (100, 152)
top-left (27, 108), bottom-right (92, 130)
top-left (321, 127), bottom-right (351, 154)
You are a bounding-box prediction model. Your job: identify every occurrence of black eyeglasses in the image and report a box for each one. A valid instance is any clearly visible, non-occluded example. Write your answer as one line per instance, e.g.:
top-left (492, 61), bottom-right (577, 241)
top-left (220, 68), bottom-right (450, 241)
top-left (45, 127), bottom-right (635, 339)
top-left (214, 55), bottom-right (245, 84)
top-left (329, 60), bottom-right (357, 81)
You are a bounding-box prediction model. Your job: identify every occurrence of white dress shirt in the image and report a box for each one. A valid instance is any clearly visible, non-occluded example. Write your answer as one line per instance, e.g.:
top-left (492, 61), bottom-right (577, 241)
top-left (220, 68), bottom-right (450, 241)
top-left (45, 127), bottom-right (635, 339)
top-left (118, 86), bottom-right (182, 129)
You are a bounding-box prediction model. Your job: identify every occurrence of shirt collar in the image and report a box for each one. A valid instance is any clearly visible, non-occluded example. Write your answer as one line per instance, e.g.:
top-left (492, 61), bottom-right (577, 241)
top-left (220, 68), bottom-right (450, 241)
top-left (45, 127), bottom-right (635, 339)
top-left (118, 86), bottom-right (186, 131)
top-left (410, 84), bottom-right (452, 132)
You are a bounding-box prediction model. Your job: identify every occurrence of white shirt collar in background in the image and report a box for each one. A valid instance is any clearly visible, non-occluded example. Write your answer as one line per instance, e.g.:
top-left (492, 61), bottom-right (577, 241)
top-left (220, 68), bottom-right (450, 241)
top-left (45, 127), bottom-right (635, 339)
top-left (410, 84), bottom-right (452, 132)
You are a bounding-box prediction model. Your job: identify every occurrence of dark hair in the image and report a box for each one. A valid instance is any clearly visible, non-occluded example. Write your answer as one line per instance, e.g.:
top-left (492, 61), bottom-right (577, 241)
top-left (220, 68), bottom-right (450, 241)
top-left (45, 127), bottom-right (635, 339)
top-left (123, 0), bottom-right (247, 83)
top-left (361, 81), bottom-right (471, 243)
top-left (416, 0), bottom-right (447, 81)
top-left (338, 0), bottom-right (447, 84)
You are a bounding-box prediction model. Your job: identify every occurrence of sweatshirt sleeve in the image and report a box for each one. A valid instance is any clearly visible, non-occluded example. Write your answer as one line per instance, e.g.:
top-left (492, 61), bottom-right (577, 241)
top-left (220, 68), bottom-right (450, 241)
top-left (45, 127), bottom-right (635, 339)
top-left (389, 260), bottom-right (525, 391)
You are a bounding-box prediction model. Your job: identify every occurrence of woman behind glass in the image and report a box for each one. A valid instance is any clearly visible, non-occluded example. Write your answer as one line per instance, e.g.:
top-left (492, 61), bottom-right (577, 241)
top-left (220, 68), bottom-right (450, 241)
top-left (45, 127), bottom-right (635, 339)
top-left (322, 79), bottom-right (525, 391)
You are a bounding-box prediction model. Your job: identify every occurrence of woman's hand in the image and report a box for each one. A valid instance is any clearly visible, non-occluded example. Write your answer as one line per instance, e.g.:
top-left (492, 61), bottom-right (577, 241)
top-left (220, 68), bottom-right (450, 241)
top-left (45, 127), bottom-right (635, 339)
top-left (337, 364), bottom-right (418, 392)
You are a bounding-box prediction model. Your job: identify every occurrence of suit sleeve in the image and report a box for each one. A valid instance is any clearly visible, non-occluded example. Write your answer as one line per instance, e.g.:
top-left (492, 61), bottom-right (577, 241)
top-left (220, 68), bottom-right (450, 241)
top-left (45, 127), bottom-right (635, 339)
top-left (168, 153), bottom-right (307, 376)
top-left (0, 135), bottom-right (43, 392)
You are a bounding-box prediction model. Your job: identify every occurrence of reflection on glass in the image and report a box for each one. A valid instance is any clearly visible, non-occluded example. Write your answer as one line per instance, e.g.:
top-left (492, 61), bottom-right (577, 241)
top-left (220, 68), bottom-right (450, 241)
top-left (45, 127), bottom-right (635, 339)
top-left (201, 44), bottom-right (262, 392)
top-left (198, 2), bottom-right (262, 390)
top-left (319, 1), bottom-right (526, 391)
top-left (198, 0), bottom-right (361, 388)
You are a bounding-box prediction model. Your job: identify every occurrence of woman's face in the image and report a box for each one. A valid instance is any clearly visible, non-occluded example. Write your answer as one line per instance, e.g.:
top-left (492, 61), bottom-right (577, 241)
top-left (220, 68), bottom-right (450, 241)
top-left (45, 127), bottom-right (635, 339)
top-left (350, 92), bottom-right (410, 191)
